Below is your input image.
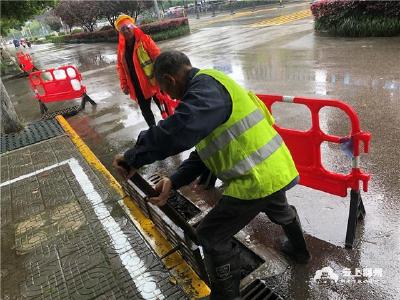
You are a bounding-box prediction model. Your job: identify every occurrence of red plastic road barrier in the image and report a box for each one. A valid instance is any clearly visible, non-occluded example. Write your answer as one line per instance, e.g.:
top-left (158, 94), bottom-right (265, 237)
top-left (156, 91), bottom-right (180, 119)
top-left (256, 94), bottom-right (371, 198)
top-left (29, 65), bottom-right (87, 103)
top-left (16, 51), bottom-right (35, 72)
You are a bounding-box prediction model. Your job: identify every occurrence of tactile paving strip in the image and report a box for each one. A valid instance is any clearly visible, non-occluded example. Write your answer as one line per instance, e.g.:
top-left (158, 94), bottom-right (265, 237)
top-left (0, 119), bottom-right (64, 154)
top-left (1, 136), bottom-right (188, 300)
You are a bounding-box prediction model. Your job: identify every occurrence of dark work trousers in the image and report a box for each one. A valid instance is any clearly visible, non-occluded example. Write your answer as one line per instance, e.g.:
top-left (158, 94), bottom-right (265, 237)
top-left (125, 41), bottom-right (161, 127)
top-left (196, 188), bottom-right (296, 256)
top-left (137, 93), bottom-right (161, 127)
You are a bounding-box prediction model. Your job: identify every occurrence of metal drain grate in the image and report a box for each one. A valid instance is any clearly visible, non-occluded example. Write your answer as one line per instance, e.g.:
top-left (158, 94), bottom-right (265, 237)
top-left (41, 105), bottom-right (81, 120)
top-left (0, 119), bottom-right (64, 153)
top-left (241, 279), bottom-right (283, 300)
top-left (123, 173), bottom-right (265, 284)
top-left (123, 173), bottom-right (209, 282)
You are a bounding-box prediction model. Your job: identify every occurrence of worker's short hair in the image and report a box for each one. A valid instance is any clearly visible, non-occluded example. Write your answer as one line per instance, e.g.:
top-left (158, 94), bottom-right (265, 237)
top-left (154, 50), bottom-right (191, 83)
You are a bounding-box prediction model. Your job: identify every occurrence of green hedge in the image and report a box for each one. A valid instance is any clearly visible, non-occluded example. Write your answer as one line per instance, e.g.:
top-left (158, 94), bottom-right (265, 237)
top-left (311, 0), bottom-right (400, 37)
top-left (50, 17), bottom-right (190, 44)
top-left (219, 0), bottom-right (273, 11)
top-left (151, 24), bottom-right (190, 42)
top-left (314, 15), bottom-right (400, 37)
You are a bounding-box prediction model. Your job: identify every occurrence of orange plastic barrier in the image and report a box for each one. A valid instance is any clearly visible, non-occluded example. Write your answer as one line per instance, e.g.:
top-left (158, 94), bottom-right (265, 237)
top-left (257, 94), bottom-right (371, 248)
top-left (156, 91), bottom-right (180, 119)
top-left (257, 94), bottom-right (371, 197)
top-left (29, 65), bottom-right (87, 103)
top-left (29, 65), bottom-right (96, 115)
top-left (16, 51), bottom-right (36, 73)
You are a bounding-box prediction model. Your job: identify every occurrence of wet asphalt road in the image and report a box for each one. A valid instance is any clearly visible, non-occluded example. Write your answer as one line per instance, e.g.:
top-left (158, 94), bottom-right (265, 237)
top-left (5, 1), bottom-right (400, 299)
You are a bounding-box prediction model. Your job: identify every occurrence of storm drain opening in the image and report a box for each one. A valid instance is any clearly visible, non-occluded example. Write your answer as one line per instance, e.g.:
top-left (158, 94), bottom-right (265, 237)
top-left (241, 279), bottom-right (283, 300)
top-left (41, 105), bottom-right (81, 120)
top-left (123, 173), bottom-right (265, 284)
top-left (0, 118), bottom-right (64, 153)
top-left (239, 241), bottom-right (264, 279)
top-left (147, 174), bottom-right (200, 221)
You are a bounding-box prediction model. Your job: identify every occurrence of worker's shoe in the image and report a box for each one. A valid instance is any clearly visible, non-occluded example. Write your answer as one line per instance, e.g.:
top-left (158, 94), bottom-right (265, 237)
top-left (281, 206), bottom-right (311, 264)
top-left (204, 245), bottom-right (241, 300)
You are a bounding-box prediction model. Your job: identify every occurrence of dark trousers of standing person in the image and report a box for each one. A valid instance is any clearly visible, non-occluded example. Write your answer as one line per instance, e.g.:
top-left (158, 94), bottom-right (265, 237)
top-left (129, 63), bottom-right (161, 127)
top-left (125, 40), bottom-right (161, 127)
top-left (136, 91), bottom-right (161, 127)
top-left (196, 188), bottom-right (307, 300)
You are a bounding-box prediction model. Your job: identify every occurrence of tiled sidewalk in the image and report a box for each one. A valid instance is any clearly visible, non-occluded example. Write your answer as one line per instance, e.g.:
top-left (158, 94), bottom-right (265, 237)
top-left (1, 135), bottom-right (187, 299)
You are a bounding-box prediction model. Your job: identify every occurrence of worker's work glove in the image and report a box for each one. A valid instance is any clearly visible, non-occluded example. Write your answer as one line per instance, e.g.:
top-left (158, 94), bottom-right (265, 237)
top-left (148, 177), bottom-right (172, 207)
top-left (112, 154), bottom-right (136, 179)
top-left (123, 87), bottom-right (129, 95)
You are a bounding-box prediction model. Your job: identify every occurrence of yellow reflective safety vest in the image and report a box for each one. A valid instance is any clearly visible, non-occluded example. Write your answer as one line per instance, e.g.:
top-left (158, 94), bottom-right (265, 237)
top-left (195, 69), bottom-right (299, 200)
top-left (137, 42), bottom-right (156, 86)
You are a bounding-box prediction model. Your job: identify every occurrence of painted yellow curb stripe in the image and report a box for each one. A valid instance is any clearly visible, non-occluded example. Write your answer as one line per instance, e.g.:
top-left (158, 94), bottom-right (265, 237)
top-left (55, 115), bottom-right (124, 197)
top-left (120, 196), bottom-right (210, 299)
top-left (56, 115), bottom-right (210, 299)
top-left (250, 9), bottom-right (312, 27)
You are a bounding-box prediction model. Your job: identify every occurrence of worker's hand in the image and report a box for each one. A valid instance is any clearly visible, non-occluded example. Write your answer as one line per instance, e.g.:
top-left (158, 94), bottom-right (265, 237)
top-left (112, 154), bottom-right (136, 180)
top-left (148, 177), bottom-right (172, 207)
top-left (123, 87), bottom-right (129, 95)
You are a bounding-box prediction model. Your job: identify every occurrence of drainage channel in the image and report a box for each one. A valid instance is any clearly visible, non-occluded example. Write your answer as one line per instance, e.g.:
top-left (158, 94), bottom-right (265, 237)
top-left (122, 172), bottom-right (283, 299)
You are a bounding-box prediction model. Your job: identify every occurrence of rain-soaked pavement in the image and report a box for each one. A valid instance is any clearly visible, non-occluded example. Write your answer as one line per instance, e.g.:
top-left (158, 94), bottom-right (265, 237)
top-left (0, 133), bottom-right (188, 299)
top-left (4, 1), bottom-right (400, 299)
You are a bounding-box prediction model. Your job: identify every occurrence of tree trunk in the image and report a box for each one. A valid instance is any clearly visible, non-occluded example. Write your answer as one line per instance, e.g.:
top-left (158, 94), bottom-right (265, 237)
top-left (1, 78), bottom-right (24, 134)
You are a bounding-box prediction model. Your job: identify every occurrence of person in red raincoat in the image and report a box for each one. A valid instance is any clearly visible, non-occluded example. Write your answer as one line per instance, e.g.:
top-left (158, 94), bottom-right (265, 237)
top-left (115, 14), bottom-right (162, 127)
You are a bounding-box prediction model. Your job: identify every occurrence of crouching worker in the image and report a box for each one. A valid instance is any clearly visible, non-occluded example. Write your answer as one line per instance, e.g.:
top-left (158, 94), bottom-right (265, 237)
top-left (113, 50), bottom-right (311, 300)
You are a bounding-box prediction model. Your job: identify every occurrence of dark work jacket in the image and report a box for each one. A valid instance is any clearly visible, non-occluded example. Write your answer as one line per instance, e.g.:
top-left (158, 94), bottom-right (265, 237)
top-left (124, 68), bottom-right (232, 189)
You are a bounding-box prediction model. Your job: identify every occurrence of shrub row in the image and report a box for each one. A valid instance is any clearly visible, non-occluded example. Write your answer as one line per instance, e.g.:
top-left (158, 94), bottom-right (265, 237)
top-left (48, 17), bottom-right (189, 44)
top-left (311, 0), bottom-right (400, 36)
top-left (140, 17), bottom-right (188, 35)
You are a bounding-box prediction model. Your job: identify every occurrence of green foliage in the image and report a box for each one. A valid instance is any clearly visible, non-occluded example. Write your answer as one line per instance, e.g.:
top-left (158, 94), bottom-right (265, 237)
top-left (97, 0), bottom-right (153, 27)
top-left (71, 28), bottom-right (84, 34)
top-left (315, 16), bottom-right (400, 37)
top-left (151, 24), bottom-right (190, 42)
top-left (47, 35), bottom-right (66, 43)
top-left (220, 0), bottom-right (271, 11)
top-left (26, 20), bottom-right (44, 37)
top-left (49, 17), bottom-right (190, 44)
top-left (311, 0), bottom-right (400, 37)
top-left (38, 9), bottom-right (62, 32)
top-left (138, 17), bottom-right (158, 25)
top-left (45, 33), bottom-right (57, 40)
top-left (140, 17), bottom-right (188, 35)
top-left (1, 0), bottom-right (55, 35)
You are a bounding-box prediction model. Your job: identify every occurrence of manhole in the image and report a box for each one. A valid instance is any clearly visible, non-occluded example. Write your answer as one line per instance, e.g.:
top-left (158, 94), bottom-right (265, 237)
top-left (0, 119), bottom-right (64, 154)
